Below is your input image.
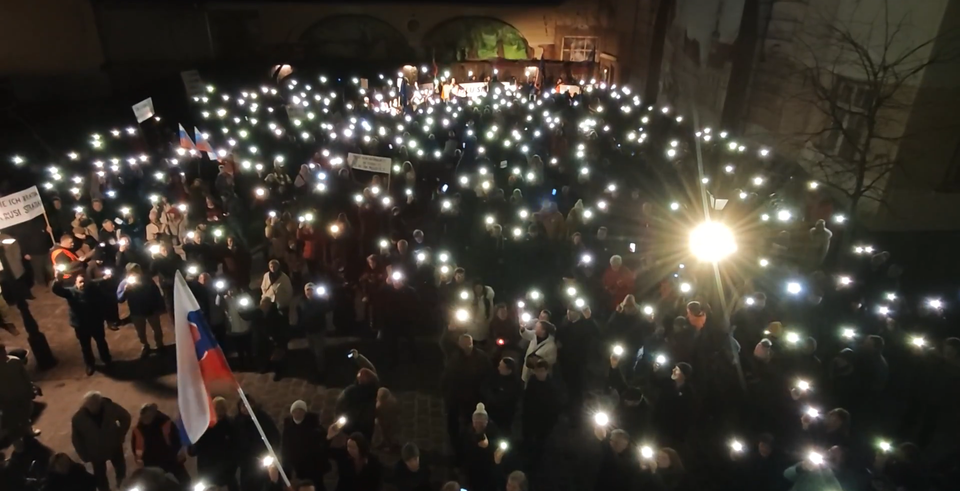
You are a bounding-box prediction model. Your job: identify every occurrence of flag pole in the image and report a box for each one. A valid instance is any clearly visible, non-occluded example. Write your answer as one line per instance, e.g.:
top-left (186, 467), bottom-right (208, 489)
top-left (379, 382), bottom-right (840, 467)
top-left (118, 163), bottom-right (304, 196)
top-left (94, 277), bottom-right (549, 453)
top-left (41, 208), bottom-right (56, 243)
top-left (237, 386), bottom-right (292, 487)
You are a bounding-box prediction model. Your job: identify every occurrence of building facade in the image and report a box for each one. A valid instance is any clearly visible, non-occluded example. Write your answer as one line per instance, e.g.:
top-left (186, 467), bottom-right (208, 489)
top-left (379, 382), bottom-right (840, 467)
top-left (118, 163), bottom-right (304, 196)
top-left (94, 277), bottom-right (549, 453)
top-left (2, 0), bottom-right (669, 99)
top-left (655, 0), bottom-right (960, 230)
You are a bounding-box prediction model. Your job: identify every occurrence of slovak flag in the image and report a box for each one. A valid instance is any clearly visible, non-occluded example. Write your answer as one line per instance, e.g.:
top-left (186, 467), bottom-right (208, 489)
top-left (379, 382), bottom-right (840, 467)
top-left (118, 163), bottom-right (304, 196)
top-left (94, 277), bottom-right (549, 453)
top-left (179, 123), bottom-right (196, 150)
top-left (174, 271), bottom-right (236, 444)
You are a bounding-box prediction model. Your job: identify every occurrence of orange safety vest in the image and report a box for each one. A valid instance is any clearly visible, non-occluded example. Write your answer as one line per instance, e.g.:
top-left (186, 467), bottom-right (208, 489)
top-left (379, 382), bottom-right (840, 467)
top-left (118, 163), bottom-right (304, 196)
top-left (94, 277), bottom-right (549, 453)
top-left (50, 247), bottom-right (79, 278)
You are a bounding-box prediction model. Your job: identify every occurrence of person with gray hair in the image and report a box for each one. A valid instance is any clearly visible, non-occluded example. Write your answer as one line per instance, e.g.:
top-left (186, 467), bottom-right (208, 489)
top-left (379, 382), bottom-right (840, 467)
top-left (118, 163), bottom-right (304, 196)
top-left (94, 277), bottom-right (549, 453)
top-left (71, 391), bottom-right (131, 491)
top-left (506, 470), bottom-right (528, 491)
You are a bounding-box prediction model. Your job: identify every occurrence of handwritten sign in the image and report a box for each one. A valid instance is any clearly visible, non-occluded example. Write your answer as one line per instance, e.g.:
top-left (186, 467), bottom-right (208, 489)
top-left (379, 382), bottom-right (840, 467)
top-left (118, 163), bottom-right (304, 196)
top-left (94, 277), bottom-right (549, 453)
top-left (0, 186), bottom-right (45, 230)
top-left (131, 98), bottom-right (155, 123)
top-left (347, 153), bottom-right (391, 174)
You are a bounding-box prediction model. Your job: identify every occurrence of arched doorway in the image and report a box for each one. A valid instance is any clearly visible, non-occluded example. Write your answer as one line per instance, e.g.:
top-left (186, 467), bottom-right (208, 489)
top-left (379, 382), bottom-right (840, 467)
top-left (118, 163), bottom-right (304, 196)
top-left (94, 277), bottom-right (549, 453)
top-left (422, 16), bottom-right (532, 62)
top-left (299, 15), bottom-right (412, 60)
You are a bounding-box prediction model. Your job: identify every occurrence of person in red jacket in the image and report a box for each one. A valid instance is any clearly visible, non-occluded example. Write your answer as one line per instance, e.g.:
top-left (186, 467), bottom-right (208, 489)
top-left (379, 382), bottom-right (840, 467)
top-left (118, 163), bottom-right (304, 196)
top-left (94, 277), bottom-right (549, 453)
top-left (602, 255), bottom-right (636, 310)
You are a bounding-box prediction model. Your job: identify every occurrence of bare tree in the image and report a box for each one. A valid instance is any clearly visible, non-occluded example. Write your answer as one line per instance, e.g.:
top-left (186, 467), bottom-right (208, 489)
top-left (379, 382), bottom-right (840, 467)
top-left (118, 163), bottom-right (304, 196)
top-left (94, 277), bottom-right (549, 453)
top-left (794, 0), bottom-right (958, 228)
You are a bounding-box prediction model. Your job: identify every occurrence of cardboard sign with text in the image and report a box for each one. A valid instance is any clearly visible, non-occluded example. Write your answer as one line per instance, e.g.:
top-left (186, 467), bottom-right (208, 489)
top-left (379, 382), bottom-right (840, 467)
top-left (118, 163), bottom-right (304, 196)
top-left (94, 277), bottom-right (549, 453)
top-left (0, 186), bottom-right (45, 230)
top-left (347, 153), bottom-right (391, 174)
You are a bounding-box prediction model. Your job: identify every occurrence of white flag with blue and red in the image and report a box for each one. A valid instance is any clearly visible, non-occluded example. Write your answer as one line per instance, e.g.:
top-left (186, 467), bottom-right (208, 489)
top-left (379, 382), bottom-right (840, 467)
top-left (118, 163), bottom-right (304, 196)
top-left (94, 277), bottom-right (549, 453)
top-left (179, 123), bottom-right (196, 150)
top-left (174, 271), bottom-right (235, 444)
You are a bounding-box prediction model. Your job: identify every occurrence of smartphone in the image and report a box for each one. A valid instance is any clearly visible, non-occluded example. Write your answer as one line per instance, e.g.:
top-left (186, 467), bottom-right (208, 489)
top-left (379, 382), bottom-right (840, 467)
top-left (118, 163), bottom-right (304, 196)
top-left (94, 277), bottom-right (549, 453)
top-left (629, 242), bottom-right (636, 253)
top-left (462, 142), bottom-right (466, 149)
top-left (114, 218), bottom-right (124, 225)
top-left (551, 189), bottom-right (557, 196)
top-left (347, 352), bottom-right (355, 359)
top-left (441, 184), bottom-right (449, 192)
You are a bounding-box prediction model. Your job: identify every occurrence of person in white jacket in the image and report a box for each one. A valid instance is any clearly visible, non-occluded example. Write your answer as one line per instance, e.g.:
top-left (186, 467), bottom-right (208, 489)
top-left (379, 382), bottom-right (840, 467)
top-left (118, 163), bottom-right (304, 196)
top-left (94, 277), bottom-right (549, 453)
top-left (261, 259), bottom-right (293, 317)
top-left (520, 320), bottom-right (557, 383)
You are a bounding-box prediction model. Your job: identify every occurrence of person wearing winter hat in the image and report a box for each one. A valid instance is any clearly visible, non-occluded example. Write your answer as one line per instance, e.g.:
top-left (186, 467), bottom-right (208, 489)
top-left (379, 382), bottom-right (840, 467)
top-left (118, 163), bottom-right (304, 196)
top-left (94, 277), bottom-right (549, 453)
top-left (281, 400), bottom-right (329, 488)
top-left (461, 403), bottom-right (501, 491)
top-left (392, 442), bottom-right (431, 491)
top-left (653, 361), bottom-right (697, 447)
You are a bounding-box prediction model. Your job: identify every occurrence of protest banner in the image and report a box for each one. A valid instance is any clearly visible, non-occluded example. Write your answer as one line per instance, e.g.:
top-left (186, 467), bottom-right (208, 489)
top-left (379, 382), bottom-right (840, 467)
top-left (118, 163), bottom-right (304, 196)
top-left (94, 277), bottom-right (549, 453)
top-left (347, 153), bottom-right (391, 174)
top-left (132, 98), bottom-right (155, 123)
top-left (0, 186), bottom-right (48, 236)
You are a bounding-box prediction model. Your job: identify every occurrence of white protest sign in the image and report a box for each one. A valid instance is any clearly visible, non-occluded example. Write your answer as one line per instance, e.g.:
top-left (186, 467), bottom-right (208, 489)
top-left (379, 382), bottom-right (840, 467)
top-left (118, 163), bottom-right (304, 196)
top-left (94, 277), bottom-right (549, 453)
top-left (556, 84), bottom-right (582, 95)
top-left (181, 70), bottom-right (205, 99)
top-left (347, 153), bottom-right (391, 174)
top-left (131, 98), bottom-right (155, 123)
top-left (0, 186), bottom-right (45, 230)
top-left (457, 82), bottom-right (488, 99)
top-left (286, 104), bottom-right (307, 121)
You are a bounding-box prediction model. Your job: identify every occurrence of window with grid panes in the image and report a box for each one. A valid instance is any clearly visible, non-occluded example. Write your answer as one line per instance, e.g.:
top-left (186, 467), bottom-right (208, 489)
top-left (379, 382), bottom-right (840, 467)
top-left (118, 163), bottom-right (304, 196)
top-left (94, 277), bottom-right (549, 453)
top-left (561, 36), bottom-right (598, 62)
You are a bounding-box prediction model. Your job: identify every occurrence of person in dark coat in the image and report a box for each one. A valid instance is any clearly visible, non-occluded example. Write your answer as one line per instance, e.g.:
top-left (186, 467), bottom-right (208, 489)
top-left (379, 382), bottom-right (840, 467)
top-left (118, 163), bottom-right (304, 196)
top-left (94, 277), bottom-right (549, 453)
top-left (233, 397), bottom-right (280, 491)
top-left (281, 400), bottom-right (330, 489)
top-left (335, 366), bottom-right (380, 441)
top-left (116, 263), bottom-right (165, 357)
top-left (593, 428), bottom-right (636, 491)
top-left (481, 357), bottom-right (522, 432)
top-left (71, 392), bottom-right (131, 491)
top-left (392, 443), bottom-right (431, 491)
top-left (52, 272), bottom-right (112, 375)
top-left (325, 429), bottom-right (383, 491)
top-left (653, 363), bottom-right (697, 447)
top-left (375, 273), bottom-right (420, 366)
top-left (520, 359), bottom-right (561, 469)
top-left (460, 403), bottom-right (501, 491)
top-left (297, 283), bottom-right (330, 383)
top-left (40, 452), bottom-right (97, 491)
top-left (130, 403), bottom-right (189, 485)
top-left (556, 306), bottom-right (598, 427)
top-left (149, 243), bottom-right (184, 322)
top-left (239, 296), bottom-right (288, 380)
top-left (188, 397), bottom-right (238, 491)
top-left (441, 334), bottom-right (493, 463)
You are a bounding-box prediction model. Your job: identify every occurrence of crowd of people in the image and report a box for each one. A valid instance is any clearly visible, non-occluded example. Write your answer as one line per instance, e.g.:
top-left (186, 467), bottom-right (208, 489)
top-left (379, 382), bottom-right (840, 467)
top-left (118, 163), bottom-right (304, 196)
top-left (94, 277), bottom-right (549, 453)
top-left (0, 67), bottom-right (958, 491)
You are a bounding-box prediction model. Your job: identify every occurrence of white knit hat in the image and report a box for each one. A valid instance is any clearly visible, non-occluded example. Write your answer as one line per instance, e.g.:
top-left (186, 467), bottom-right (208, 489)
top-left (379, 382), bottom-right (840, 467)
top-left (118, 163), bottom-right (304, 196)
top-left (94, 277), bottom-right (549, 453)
top-left (290, 400), bottom-right (308, 414)
top-left (473, 403), bottom-right (488, 419)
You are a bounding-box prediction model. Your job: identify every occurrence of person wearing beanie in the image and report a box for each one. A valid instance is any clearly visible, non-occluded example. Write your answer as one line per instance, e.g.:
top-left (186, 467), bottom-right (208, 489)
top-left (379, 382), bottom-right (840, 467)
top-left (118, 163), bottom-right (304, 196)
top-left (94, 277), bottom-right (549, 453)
top-left (685, 301), bottom-right (706, 330)
top-left (461, 403), bottom-right (501, 491)
top-left (392, 442), bottom-right (431, 491)
top-left (281, 400), bottom-right (329, 489)
top-left (441, 334), bottom-right (492, 463)
top-left (651, 361), bottom-right (697, 447)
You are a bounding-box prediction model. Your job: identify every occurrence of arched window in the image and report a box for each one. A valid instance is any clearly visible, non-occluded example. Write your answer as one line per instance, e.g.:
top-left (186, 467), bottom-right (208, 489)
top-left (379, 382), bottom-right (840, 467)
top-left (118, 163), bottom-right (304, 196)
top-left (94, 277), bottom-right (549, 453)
top-left (422, 17), bottom-right (532, 62)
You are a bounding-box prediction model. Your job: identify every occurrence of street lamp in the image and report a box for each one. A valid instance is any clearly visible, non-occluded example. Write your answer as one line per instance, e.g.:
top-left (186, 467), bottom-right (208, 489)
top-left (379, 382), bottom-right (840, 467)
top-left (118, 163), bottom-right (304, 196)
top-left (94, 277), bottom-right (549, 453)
top-left (689, 222), bottom-right (737, 262)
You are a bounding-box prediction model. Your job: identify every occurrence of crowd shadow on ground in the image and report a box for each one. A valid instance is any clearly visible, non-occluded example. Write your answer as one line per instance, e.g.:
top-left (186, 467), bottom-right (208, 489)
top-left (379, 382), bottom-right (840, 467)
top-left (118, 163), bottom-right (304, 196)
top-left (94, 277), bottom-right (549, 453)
top-left (93, 337), bottom-right (446, 395)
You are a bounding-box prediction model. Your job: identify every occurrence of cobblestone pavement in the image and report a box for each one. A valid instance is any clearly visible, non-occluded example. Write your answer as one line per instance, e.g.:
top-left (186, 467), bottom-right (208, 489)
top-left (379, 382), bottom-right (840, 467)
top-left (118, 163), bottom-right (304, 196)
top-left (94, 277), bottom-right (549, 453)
top-left (1, 287), bottom-right (454, 489)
